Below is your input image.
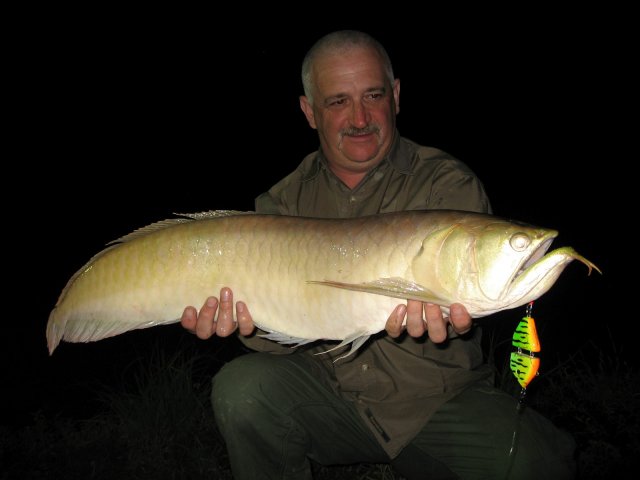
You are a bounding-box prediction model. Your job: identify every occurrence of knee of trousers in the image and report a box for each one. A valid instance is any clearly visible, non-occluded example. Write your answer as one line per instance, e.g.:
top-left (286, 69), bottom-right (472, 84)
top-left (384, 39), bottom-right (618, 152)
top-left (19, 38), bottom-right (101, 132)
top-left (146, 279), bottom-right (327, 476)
top-left (210, 353), bottom-right (298, 430)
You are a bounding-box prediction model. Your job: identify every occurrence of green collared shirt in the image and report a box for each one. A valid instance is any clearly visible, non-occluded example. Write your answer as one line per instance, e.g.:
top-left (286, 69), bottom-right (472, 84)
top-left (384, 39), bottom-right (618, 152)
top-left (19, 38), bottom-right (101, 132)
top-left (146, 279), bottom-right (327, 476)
top-left (248, 134), bottom-right (494, 457)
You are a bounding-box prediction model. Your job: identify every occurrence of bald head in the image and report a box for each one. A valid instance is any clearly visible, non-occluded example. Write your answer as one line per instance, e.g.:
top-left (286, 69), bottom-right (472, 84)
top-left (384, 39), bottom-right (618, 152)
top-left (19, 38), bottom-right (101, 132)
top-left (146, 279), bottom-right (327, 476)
top-left (301, 30), bottom-right (395, 105)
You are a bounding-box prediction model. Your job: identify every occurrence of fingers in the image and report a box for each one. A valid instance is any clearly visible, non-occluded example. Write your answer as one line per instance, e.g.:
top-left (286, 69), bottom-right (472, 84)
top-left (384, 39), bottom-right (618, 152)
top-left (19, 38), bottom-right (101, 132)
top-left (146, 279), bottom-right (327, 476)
top-left (424, 303), bottom-right (447, 343)
top-left (195, 296), bottom-right (220, 339)
top-left (180, 287), bottom-right (254, 340)
top-left (406, 300), bottom-right (427, 337)
top-left (395, 301), bottom-right (473, 344)
top-left (180, 306), bottom-right (198, 332)
top-left (449, 303), bottom-right (473, 335)
top-left (385, 304), bottom-right (407, 338)
top-left (215, 288), bottom-right (236, 337)
top-left (181, 301), bottom-right (216, 338)
top-left (236, 301), bottom-right (255, 336)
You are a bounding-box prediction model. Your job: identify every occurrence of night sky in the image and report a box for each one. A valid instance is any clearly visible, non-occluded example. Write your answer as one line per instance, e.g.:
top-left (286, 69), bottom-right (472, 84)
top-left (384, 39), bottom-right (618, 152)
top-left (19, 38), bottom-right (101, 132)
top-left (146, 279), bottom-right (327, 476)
top-left (6, 13), bottom-right (626, 428)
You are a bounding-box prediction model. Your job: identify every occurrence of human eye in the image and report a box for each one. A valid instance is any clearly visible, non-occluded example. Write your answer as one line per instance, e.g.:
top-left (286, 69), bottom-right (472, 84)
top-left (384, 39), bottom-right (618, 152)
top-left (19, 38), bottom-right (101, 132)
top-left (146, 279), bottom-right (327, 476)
top-left (325, 95), bottom-right (349, 108)
top-left (364, 89), bottom-right (386, 102)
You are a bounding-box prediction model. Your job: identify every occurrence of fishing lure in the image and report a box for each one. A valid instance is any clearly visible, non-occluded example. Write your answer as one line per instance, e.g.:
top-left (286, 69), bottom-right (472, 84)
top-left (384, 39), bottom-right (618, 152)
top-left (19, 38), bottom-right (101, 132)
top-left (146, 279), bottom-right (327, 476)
top-left (510, 301), bottom-right (540, 393)
top-left (506, 301), bottom-right (542, 470)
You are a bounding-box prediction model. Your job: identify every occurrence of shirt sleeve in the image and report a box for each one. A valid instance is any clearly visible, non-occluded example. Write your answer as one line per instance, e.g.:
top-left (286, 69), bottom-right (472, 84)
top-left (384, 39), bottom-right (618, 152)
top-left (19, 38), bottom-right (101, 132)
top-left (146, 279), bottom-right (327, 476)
top-left (255, 191), bottom-right (282, 214)
top-left (429, 170), bottom-right (493, 214)
top-left (417, 152), bottom-right (492, 214)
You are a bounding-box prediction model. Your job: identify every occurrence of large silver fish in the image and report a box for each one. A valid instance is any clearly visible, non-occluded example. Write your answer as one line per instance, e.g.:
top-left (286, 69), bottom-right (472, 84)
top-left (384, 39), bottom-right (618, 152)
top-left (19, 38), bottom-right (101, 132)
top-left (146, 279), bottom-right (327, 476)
top-left (47, 210), bottom-right (600, 356)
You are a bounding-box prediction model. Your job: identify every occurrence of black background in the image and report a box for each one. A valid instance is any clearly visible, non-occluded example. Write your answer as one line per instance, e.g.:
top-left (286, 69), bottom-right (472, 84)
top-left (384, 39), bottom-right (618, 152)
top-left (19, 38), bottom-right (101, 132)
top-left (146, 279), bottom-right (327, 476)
top-left (5, 9), bottom-right (629, 425)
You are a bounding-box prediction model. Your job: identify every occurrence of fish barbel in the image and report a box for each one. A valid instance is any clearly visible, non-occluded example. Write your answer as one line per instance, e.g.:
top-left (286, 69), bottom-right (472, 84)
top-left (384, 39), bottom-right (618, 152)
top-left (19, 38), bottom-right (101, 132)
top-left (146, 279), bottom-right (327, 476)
top-left (46, 210), bottom-right (600, 356)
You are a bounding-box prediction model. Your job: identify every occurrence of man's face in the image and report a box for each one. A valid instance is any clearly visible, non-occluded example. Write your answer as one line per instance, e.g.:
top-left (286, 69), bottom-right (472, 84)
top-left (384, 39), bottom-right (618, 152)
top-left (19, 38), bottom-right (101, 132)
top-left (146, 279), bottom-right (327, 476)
top-left (300, 47), bottom-right (400, 177)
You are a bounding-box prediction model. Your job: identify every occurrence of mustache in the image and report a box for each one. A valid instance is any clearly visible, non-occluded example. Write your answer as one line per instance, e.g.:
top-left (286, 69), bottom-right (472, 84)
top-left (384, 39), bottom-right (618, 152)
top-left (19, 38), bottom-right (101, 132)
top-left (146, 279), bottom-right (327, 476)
top-left (341, 124), bottom-right (380, 137)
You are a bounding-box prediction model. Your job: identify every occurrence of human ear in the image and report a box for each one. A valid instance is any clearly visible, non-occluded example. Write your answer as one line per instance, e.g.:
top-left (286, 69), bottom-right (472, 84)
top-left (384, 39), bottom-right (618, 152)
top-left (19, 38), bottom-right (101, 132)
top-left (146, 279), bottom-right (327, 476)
top-left (393, 79), bottom-right (400, 114)
top-left (299, 95), bottom-right (317, 129)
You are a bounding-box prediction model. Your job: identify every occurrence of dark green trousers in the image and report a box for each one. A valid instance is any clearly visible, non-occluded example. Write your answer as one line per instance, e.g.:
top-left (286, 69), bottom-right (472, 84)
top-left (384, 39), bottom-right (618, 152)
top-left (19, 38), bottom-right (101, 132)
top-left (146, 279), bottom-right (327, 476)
top-left (211, 352), bottom-right (575, 479)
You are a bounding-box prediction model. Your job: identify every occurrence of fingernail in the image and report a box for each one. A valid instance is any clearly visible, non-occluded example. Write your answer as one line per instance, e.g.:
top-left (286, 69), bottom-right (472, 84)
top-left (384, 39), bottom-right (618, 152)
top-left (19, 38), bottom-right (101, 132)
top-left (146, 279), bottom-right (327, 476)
top-left (206, 297), bottom-right (216, 308)
top-left (220, 289), bottom-right (230, 301)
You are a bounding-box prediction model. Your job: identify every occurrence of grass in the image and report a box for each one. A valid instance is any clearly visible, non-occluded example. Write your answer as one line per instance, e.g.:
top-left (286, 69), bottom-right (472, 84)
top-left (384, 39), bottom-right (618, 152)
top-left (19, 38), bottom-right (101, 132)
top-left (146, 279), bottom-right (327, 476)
top-left (2, 328), bottom-right (638, 479)
top-left (2, 344), bottom-right (232, 480)
top-left (528, 343), bottom-right (640, 478)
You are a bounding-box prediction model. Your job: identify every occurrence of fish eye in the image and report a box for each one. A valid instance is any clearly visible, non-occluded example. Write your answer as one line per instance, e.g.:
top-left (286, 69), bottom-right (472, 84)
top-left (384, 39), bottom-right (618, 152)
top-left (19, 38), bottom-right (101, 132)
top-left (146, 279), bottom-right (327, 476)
top-left (510, 233), bottom-right (531, 251)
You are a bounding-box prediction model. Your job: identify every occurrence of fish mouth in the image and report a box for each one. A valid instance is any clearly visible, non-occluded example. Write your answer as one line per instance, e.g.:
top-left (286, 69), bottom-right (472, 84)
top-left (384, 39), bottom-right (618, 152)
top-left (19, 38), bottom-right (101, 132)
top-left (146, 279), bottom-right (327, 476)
top-left (499, 234), bottom-right (558, 303)
top-left (506, 237), bottom-right (601, 308)
top-left (517, 237), bottom-right (555, 276)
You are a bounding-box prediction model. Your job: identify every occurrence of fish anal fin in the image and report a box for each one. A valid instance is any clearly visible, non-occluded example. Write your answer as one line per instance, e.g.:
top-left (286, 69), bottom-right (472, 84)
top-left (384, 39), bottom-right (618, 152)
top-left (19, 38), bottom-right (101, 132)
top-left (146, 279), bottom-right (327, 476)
top-left (47, 316), bottom-right (180, 355)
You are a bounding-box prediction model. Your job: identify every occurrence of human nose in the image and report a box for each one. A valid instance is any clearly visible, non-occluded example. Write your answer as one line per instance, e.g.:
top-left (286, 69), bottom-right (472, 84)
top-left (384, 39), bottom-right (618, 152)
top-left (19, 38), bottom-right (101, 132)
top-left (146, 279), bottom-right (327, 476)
top-left (350, 100), bottom-right (370, 128)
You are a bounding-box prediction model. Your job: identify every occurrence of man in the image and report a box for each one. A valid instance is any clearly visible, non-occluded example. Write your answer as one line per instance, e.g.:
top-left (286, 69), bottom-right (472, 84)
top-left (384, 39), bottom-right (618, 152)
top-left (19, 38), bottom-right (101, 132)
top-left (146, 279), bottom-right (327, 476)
top-left (181, 30), bottom-right (575, 479)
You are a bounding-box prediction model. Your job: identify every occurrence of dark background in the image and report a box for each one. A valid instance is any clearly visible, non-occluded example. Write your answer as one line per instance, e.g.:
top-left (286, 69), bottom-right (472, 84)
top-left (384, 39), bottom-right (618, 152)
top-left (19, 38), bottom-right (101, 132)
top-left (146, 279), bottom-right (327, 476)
top-left (5, 10), bottom-right (628, 427)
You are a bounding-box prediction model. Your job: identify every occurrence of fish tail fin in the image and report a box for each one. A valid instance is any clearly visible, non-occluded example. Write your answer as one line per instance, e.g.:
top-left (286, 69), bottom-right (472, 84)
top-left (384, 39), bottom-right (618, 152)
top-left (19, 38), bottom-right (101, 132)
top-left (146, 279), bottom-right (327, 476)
top-left (46, 308), bottom-right (65, 355)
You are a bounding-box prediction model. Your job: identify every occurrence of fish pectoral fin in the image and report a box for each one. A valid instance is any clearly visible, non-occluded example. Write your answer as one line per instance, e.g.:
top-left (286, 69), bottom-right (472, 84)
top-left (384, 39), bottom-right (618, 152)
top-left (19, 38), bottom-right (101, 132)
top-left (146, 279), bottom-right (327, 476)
top-left (314, 333), bottom-right (371, 362)
top-left (308, 277), bottom-right (447, 304)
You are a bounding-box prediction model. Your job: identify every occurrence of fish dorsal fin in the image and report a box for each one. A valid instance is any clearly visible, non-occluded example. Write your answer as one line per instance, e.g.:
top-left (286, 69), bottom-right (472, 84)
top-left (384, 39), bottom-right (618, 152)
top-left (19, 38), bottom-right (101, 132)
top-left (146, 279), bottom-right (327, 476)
top-left (174, 209), bottom-right (252, 220)
top-left (107, 219), bottom-right (191, 245)
top-left (108, 210), bottom-right (253, 245)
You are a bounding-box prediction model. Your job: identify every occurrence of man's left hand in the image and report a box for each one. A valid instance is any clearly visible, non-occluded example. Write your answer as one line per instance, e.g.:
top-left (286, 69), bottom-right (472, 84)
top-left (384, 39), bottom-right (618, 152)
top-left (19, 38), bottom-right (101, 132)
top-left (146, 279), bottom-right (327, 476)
top-left (385, 301), bottom-right (473, 343)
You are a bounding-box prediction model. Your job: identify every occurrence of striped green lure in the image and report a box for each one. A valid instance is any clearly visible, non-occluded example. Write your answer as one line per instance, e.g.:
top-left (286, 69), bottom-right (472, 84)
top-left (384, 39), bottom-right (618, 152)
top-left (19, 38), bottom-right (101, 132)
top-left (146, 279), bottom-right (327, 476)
top-left (507, 302), bottom-right (542, 467)
top-left (510, 302), bottom-right (540, 390)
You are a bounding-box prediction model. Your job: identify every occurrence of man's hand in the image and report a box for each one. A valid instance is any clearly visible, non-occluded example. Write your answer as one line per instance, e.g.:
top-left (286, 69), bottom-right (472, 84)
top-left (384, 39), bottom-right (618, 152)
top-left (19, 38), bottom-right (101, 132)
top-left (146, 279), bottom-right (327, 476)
top-left (385, 301), bottom-right (473, 343)
top-left (180, 287), bottom-right (255, 339)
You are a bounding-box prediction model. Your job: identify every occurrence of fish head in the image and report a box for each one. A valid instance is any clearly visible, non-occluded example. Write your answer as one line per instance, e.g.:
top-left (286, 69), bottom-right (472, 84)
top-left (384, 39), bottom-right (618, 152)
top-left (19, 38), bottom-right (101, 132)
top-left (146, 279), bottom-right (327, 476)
top-left (472, 220), bottom-right (558, 302)
top-left (411, 216), bottom-right (600, 316)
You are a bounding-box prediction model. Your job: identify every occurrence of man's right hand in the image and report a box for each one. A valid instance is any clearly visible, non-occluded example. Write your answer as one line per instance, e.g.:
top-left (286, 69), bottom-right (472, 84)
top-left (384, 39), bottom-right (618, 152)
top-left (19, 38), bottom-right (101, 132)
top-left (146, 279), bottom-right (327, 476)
top-left (180, 287), bottom-right (255, 339)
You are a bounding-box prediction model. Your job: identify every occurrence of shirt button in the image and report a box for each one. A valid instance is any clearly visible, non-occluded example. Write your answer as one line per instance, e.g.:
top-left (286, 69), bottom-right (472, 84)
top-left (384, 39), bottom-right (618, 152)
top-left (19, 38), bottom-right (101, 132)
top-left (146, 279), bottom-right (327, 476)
top-left (361, 364), bottom-right (369, 371)
top-left (350, 195), bottom-right (356, 203)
